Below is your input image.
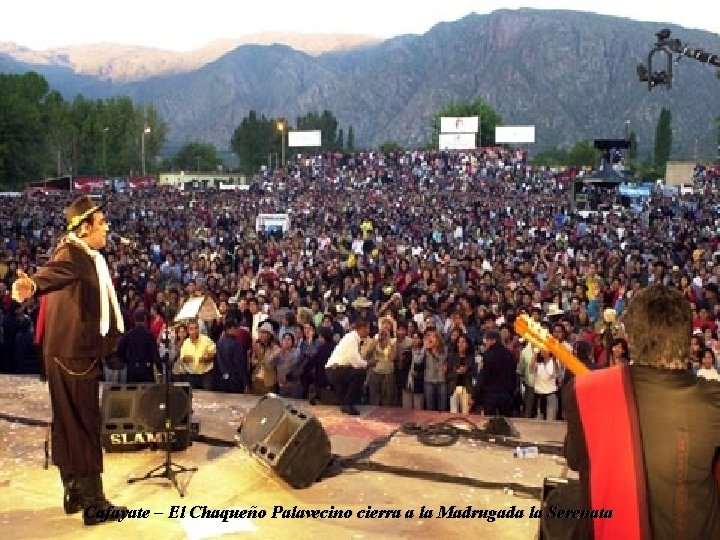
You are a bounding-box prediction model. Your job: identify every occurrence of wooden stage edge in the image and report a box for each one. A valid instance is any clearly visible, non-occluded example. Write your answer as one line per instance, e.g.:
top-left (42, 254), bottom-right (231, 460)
top-left (0, 375), bottom-right (570, 540)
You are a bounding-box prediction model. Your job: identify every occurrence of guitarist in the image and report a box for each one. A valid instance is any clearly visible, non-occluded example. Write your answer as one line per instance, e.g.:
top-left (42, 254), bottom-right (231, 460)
top-left (559, 284), bottom-right (720, 539)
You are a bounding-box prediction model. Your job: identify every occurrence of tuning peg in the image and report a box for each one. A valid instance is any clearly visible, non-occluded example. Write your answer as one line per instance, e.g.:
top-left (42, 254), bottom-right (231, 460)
top-left (526, 335), bottom-right (546, 350)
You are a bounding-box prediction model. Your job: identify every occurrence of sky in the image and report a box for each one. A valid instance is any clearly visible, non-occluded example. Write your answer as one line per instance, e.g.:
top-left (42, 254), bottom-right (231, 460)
top-left (1, 1), bottom-right (717, 51)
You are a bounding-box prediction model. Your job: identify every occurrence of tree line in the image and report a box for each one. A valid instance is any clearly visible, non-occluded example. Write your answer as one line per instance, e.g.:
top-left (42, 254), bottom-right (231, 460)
top-left (0, 72), bottom-right (166, 187)
top-left (230, 109), bottom-right (355, 173)
top-left (0, 70), bottom-right (700, 186)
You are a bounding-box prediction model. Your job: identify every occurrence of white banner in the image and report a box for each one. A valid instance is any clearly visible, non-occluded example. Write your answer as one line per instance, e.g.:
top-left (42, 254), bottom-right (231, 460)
top-left (495, 125), bottom-right (536, 144)
top-left (256, 213), bottom-right (291, 233)
top-left (441, 116), bottom-right (479, 134)
top-left (288, 130), bottom-right (321, 147)
top-left (439, 133), bottom-right (476, 150)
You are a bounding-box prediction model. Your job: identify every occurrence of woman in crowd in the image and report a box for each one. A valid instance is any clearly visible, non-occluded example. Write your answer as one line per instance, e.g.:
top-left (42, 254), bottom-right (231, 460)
top-left (447, 333), bottom-right (473, 414)
top-left (272, 333), bottom-right (302, 398)
top-left (531, 348), bottom-right (559, 421)
top-left (367, 329), bottom-right (396, 406)
top-left (169, 323), bottom-right (189, 382)
top-left (697, 348), bottom-right (720, 380)
top-left (607, 337), bottom-right (630, 366)
top-left (402, 330), bottom-right (425, 410)
top-left (148, 303), bottom-right (166, 341)
top-left (447, 327), bottom-right (462, 355)
top-left (688, 333), bottom-right (705, 372)
top-left (418, 328), bottom-right (448, 411)
top-left (297, 323), bottom-right (319, 399)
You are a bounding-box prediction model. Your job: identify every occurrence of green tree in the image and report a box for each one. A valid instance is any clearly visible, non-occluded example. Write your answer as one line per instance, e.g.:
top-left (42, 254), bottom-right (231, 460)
top-left (564, 140), bottom-right (602, 168)
top-left (631, 159), bottom-right (662, 181)
top-left (0, 72), bottom-right (51, 186)
top-left (346, 125), bottom-right (355, 152)
top-left (336, 128), bottom-right (344, 152)
top-left (230, 110), bottom-right (280, 173)
top-left (431, 97), bottom-right (502, 148)
top-left (104, 96), bottom-right (138, 176)
top-left (140, 104), bottom-right (167, 175)
top-left (379, 141), bottom-right (403, 153)
top-left (295, 110), bottom-right (341, 150)
top-left (64, 97), bottom-right (167, 177)
top-left (628, 131), bottom-right (638, 161)
top-left (654, 107), bottom-right (672, 173)
top-left (0, 72), bottom-right (169, 185)
top-left (174, 142), bottom-right (220, 172)
top-left (43, 90), bottom-right (74, 177)
top-left (67, 95), bottom-right (103, 175)
top-left (530, 147), bottom-right (568, 167)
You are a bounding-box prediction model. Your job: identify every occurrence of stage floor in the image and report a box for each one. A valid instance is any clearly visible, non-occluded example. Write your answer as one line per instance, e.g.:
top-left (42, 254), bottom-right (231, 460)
top-left (0, 375), bottom-right (570, 539)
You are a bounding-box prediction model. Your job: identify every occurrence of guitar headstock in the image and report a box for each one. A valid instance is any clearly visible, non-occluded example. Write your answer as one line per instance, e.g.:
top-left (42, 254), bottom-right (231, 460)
top-left (514, 313), bottom-right (590, 375)
top-left (514, 313), bottom-right (550, 351)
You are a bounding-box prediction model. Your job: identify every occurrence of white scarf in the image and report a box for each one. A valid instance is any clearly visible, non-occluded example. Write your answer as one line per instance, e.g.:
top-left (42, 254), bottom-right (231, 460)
top-left (67, 232), bottom-right (125, 336)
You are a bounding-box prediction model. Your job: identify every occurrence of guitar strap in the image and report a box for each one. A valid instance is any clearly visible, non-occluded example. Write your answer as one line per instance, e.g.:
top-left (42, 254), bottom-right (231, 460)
top-left (575, 364), bottom-right (651, 540)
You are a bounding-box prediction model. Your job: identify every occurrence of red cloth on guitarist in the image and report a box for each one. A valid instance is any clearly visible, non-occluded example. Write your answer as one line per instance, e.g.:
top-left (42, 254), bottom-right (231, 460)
top-left (574, 365), bottom-right (651, 540)
top-left (34, 295), bottom-right (48, 346)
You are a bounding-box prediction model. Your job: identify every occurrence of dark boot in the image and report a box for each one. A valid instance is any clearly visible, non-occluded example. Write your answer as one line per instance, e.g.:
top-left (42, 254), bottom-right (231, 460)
top-left (61, 472), bottom-right (83, 514)
top-left (80, 475), bottom-right (128, 526)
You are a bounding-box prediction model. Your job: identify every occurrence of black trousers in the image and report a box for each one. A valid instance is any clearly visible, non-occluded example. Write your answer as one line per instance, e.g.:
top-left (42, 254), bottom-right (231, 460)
top-left (213, 371), bottom-right (247, 393)
top-left (126, 362), bottom-right (155, 384)
top-left (483, 392), bottom-right (513, 417)
top-left (326, 366), bottom-right (366, 408)
top-left (45, 356), bottom-right (103, 477)
top-left (187, 371), bottom-right (214, 391)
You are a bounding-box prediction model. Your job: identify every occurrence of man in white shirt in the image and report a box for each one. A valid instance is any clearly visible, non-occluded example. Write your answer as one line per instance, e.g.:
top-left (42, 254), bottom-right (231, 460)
top-left (325, 319), bottom-right (371, 415)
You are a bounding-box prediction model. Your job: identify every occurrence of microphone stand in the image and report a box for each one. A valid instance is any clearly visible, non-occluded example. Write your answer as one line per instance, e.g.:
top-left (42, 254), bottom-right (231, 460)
top-left (128, 328), bottom-right (197, 496)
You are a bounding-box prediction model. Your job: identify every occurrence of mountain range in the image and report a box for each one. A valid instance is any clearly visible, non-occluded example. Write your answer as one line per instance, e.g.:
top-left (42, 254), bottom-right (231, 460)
top-left (2, 8), bottom-right (720, 159)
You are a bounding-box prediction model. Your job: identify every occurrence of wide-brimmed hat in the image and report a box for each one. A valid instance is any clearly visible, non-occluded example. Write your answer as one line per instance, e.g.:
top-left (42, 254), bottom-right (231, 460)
top-left (258, 321), bottom-right (275, 334)
top-left (378, 314), bottom-right (397, 335)
top-left (547, 303), bottom-right (564, 317)
top-left (351, 296), bottom-right (373, 309)
top-left (65, 195), bottom-right (106, 231)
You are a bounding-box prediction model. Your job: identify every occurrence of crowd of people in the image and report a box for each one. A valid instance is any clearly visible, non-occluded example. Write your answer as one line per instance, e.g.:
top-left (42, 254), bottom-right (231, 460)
top-left (2, 147), bottom-right (720, 417)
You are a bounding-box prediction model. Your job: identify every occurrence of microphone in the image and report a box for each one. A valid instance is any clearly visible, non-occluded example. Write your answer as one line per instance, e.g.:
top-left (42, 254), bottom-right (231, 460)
top-left (110, 233), bottom-right (135, 247)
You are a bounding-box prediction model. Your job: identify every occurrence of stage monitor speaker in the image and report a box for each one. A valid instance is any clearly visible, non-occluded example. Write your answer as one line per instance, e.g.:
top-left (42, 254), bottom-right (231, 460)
top-left (539, 477), bottom-right (583, 540)
top-left (101, 383), bottom-right (193, 452)
top-left (237, 394), bottom-right (331, 489)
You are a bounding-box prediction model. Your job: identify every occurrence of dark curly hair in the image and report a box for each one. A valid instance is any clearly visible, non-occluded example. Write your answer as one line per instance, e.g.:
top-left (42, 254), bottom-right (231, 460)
top-left (624, 284), bottom-right (691, 370)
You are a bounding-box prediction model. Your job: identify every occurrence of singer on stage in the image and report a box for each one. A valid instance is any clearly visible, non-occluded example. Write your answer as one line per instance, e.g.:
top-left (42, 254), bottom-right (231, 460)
top-left (11, 195), bottom-right (127, 526)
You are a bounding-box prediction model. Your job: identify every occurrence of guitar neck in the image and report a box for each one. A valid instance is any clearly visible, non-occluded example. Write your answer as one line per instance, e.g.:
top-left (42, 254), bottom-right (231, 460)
top-left (546, 336), bottom-right (590, 376)
top-left (515, 314), bottom-right (590, 376)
